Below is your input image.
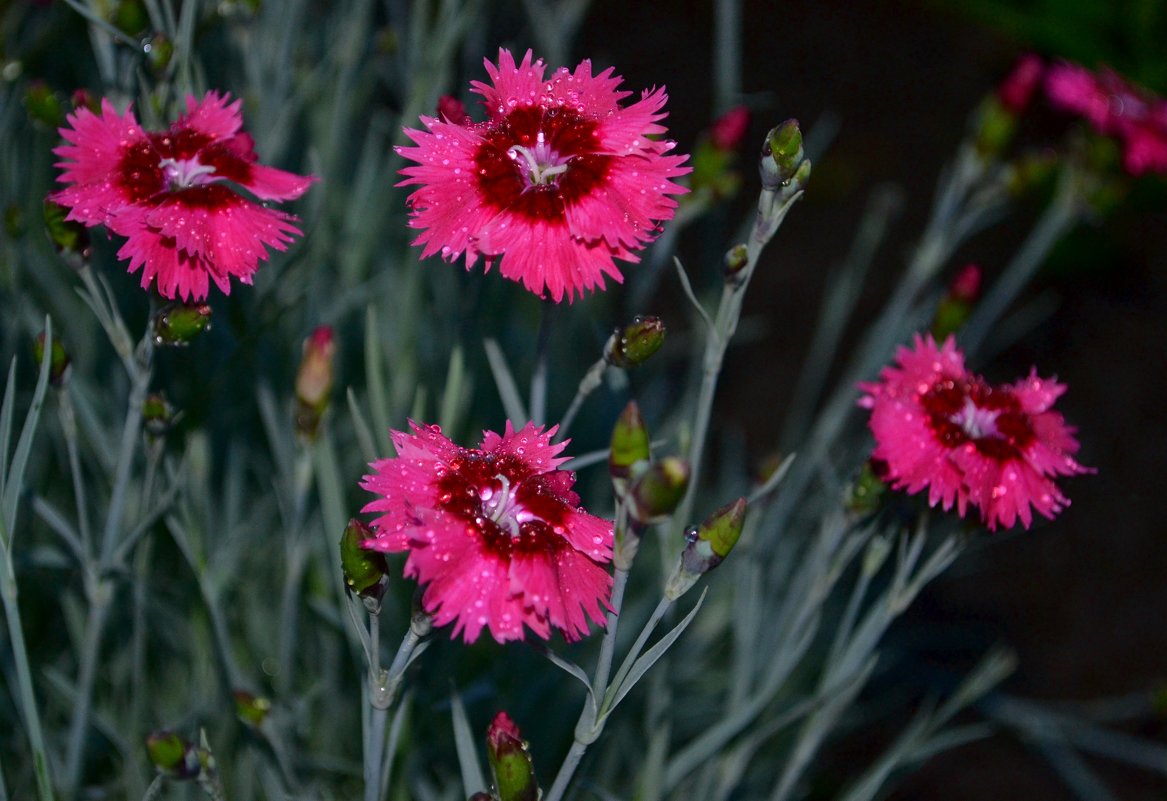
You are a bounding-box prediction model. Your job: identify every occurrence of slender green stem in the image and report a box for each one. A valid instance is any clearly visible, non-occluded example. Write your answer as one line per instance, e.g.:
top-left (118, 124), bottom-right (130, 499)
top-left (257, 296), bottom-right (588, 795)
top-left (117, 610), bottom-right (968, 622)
top-left (591, 566), bottom-right (630, 700)
top-left (59, 391), bottom-right (93, 559)
top-left (0, 548), bottom-right (55, 801)
top-left (555, 358), bottom-right (606, 441)
top-left (141, 775), bottom-right (165, 801)
top-left (530, 301), bottom-right (555, 427)
top-left (363, 613), bottom-right (425, 801)
top-left (62, 588), bottom-right (112, 800)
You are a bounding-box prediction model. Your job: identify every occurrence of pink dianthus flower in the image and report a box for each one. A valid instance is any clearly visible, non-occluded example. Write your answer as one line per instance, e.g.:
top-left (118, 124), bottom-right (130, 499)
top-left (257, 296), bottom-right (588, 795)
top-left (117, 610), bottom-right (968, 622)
top-left (859, 334), bottom-right (1091, 530)
top-left (396, 48), bottom-right (690, 302)
top-left (51, 91), bottom-right (315, 300)
top-left (360, 421), bottom-right (613, 643)
top-left (1044, 62), bottom-right (1167, 176)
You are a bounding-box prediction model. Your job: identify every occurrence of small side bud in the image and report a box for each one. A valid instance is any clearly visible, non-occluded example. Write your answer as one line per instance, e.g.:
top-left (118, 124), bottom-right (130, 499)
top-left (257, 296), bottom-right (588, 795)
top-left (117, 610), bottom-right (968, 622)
top-left (143, 393), bottom-right (177, 438)
top-left (113, 0), bottom-right (150, 36)
top-left (295, 326), bottom-right (335, 441)
top-left (629, 457), bottom-right (690, 525)
top-left (144, 33), bottom-right (175, 74)
top-left (43, 200), bottom-right (90, 263)
top-left (33, 331), bottom-right (70, 387)
top-left (847, 459), bottom-right (889, 517)
top-left (722, 243), bottom-right (750, 283)
top-left (71, 89), bottom-right (100, 113)
top-left (665, 497), bottom-right (747, 600)
top-left (5, 203), bottom-right (24, 239)
top-left (340, 519), bottom-right (388, 601)
top-left (709, 105), bottom-right (750, 151)
top-left (153, 302), bottom-right (212, 346)
top-left (604, 316), bottom-right (666, 369)
top-left (997, 53), bottom-right (1044, 116)
top-left (232, 690), bottom-right (271, 728)
top-left (931, 264), bottom-right (983, 339)
top-left (609, 402), bottom-right (651, 488)
top-left (487, 712), bottom-right (539, 801)
top-left (24, 81), bottom-right (63, 128)
top-left (760, 120), bottom-right (804, 188)
top-left (145, 730), bottom-right (200, 779)
top-left (468, 794), bottom-right (494, 801)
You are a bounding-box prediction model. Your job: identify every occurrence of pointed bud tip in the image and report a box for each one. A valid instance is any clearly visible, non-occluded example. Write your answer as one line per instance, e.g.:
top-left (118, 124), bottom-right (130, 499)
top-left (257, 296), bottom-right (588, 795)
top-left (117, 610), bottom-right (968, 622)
top-left (609, 401), bottom-right (651, 479)
top-left (340, 519), bottom-right (388, 598)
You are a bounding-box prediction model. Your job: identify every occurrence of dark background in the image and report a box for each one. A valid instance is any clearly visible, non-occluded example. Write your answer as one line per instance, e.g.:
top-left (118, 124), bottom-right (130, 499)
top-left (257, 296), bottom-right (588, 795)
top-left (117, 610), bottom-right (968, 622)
top-left (583, 0), bottom-right (1167, 798)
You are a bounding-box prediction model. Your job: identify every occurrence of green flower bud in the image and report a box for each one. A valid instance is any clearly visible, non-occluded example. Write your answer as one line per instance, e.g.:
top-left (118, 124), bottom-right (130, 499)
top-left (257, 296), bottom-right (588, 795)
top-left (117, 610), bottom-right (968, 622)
top-left (143, 393), bottom-right (176, 438)
top-left (153, 302), bottom-right (212, 346)
top-left (4, 203), bottom-right (24, 239)
top-left (487, 712), bottom-right (538, 801)
top-left (33, 331), bottom-right (70, 387)
top-left (340, 519), bottom-right (388, 600)
top-left (145, 730), bottom-right (200, 779)
top-left (43, 200), bottom-right (90, 262)
top-left (722, 243), bottom-right (749, 282)
top-left (144, 34), bottom-right (175, 74)
top-left (25, 82), bottom-right (63, 129)
top-left (114, 0), bottom-right (150, 35)
top-left (294, 326), bottom-right (335, 441)
top-left (232, 690), bottom-right (271, 728)
top-left (629, 457), bottom-right (689, 525)
top-left (609, 401), bottom-right (650, 488)
top-left (605, 316), bottom-right (666, 369)
top-left (974, 96), bottom-right (1017, 159)
top-left (665, 497), bottom-right (746, 600)
top-left (761, 120), bottom-right (803, 188)
top-left (847, 459), bottom-right (888, 517)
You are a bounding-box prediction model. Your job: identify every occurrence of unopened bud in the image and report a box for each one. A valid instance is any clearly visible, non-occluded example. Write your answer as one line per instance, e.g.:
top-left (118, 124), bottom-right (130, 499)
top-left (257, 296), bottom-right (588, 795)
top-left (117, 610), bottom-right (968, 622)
top-left (5, 204), bottom-right (24, 239)
top-left (932, 264), bottom-right (983, 339)
top-left (709, 105), bottom-right (750, 151)
top-left (295, 326), bottom-right (335, 441)
top-left (25, 81), bottom-right (63, 128)
top-left (438, 94), bottom-right (471, 124)
top-left (114, 0), bottom-right (149, 35)
top-left (665, 497), bottom-right (746, 600)
top-left (629, 457), bottom-right (689, 525)
top-left (145, 731), bottom-right (200, 779)
top-left (33, 331), bottom-right (70, 387)
top-left (847, 459), bottom-right (888, 517)
top-left (43, 200), bottom-right (90, 262)
top-left (153, 302), bottom-right (212, 346)
top-left (605, 316), bottom-right (665, 369)
top-left (487, 712), bottom-right (539, 801)
top-left (997, 53), bottom-right (1044, 116)
top-left (722, 243), bottom-right (749, 282)
top-left (760, 120), bottom-right (804, 188)
top-left (232, 690), bottom-right (271, 728)
top-left (143, 393), bottom-right (176, 438)
top-left (144, 33), bottom-right (175, 74)
top-left (341, 519), bottom-right (388, 600)
top-left (71, 89), bottom-right (100, 113)
top-left (609, 402), bottom-right (651, 487)
top-left (468, 794), bottom-right (494, 801)
top-left (974, 96), bottom-right (1017, 158)
top-left (1006, 151), bottom-right (1057, 197)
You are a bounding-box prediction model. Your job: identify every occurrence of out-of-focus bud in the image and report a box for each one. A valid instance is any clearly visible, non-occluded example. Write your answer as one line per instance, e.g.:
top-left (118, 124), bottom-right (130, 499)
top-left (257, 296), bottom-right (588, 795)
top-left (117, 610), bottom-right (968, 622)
top-left (604, 316), bottom-right (665, 369)
top-left (295, 326), bottom-right (335, 441)
top-left (340, 519), bottom-right (388, 600)
top-left (232, 690), bottom-right (271, 728)
top-left (71, 89), bottom-right (100, 114)
top-left (438, 94), bottom-right (471, 125)
top-left (33, 331), bottom-right (70, 387)
top-left (722, 243), bottom-right (749, 284)
top-left (43, 200), bottom-right (90, 263)
top-left (847, 459), bottom-right (888, 517)
top-left (760, 120), bottom-right (804, 188)
top-left (1006, 150), bottom-right (1058, 197)
top-left (628, 457), bottom-right (690, 525)
top-left (486, 712), bottom-right (539, 801)
top-left (114, 0), bottom-right (150, 36)
top-left (974, 97), bottom-right (1016, 158)
top-left (609, 402), bottom-right (651, 489)
top-left (709, 105), bottom-right (750, 151)
top-left (143, 393), bottom-right (176, 438)
top-left (374, 26), bottom-right (398, 55)
top-left (932, 263), bottom-right (983, 339)
top-left (997, 54), bottom-right (1044, 116)
top-left (145, 731), bottom-right (200, 779)
top-left (144, 34), bottom-right (175, 74)
top-left (25, 81), bottom-right (63, 128)
top-left (665, 497), bottom-right (746, 601)
top-left (468, 794), bottom-right (494, 801)
top-left (153, 302), bottom-right (213, 346)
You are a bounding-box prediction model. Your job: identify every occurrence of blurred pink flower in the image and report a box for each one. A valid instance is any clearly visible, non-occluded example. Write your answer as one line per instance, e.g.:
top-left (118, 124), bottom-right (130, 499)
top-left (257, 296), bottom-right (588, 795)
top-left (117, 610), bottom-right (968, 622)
top-left (396, 48), bottom-right (690, 302)
top-left (859, 334), bottom-right (1091, 530)
top-left (708, 105), bottom-right (750, 150)
top-left (51, 91), bottom-right (315, 300)
top-left (997, 53), bottom-right (1044, 115)
top-left (360, 421), bottom-right (613, 643)
top-left (1045, 62), bottom-right (1167, 176)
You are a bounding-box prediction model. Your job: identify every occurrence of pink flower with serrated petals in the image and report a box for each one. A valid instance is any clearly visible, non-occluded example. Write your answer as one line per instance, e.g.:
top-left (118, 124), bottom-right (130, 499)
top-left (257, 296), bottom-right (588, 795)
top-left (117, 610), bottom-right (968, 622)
top-left (859, 334), bottom-right (1092, 531)
top-left (51, 91), bottom-right (315, 300)
top-left (360, 421), bottom-right (613, 643)
top-left (396, 48), bottom-right (690, 302)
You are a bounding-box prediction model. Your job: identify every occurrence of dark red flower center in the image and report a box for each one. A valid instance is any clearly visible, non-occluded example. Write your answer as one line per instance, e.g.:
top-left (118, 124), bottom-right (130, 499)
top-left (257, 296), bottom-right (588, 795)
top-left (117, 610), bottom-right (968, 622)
top-left (117, 125), bottom-right (255, 205)
top-left (473, 104), bottom-right (611, 224)
top-left (434, 449), bottom-right (575, 557)
top-left (921, 379), bottom-right (1035, 462)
